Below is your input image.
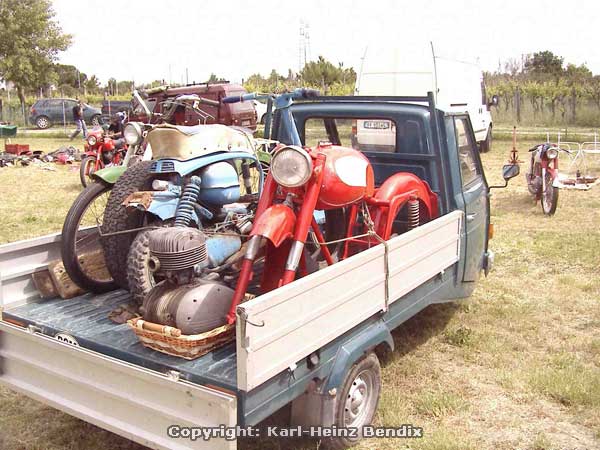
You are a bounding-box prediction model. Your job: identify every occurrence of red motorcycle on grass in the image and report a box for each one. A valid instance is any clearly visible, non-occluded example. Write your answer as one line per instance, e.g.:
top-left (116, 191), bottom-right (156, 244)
top-left (222, 90), bottom-right (439, 324)
top-left (80, 128), bottom-right (127, 187)
top-left (526, 143), bottom-right (561, 215)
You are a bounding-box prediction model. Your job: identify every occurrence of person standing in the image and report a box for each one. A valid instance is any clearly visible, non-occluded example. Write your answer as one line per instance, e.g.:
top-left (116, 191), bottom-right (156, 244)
top-left (69, 99), bottom-right (87, 140)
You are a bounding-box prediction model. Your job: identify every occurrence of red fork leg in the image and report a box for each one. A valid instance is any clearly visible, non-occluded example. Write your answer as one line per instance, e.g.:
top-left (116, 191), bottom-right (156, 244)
top-left (280, 154), bottom-right (326, 285)
top-left (342, 203), bottom-right (359, 260)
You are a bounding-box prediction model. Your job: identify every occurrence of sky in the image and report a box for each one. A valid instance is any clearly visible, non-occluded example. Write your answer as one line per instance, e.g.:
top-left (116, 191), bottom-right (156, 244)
top-left (51, 0), bottom-right (600, 86)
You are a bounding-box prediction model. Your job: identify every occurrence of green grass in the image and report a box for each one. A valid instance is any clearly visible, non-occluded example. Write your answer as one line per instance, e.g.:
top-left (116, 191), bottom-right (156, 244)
top-left (1, 134), bottom-right (600, 449)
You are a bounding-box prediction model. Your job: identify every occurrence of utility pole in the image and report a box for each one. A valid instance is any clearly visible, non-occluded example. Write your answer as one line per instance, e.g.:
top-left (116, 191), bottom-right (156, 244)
top-left (186, 68), bottom-right (189, 85)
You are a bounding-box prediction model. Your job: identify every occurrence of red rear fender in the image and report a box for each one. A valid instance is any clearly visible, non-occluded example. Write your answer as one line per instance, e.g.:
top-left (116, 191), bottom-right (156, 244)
top-left (251, 204), bottom-right (296, 247)
top-left (375, 172), bottom-right (439, 218)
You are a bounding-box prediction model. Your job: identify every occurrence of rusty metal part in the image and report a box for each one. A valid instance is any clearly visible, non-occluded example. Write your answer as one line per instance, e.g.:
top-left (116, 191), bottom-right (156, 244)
top-left (122, 191), bottom-right (154, 209)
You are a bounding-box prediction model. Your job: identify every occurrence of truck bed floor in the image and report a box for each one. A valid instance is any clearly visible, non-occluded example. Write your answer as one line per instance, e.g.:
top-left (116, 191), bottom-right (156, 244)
top-left (2, 290), bottom-right (238, 391)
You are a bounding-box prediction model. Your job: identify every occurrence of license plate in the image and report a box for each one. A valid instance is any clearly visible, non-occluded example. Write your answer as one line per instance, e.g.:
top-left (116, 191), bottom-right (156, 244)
top-left (242, 120), bottom-right (251, 126)
top-left (363, 120), bottom-right (390, 130)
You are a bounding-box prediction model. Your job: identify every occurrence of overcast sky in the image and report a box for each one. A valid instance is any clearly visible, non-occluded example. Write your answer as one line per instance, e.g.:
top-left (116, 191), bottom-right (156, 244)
top-left (52, 0), bottom-right (600, 85)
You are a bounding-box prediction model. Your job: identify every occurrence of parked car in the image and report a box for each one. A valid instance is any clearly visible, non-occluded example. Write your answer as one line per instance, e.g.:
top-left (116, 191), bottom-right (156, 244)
top-left (355, 43), bottom-right (499, 152)
top-left (130, 82), bottom-right (257, 129)
top-left (29, 98), bottom-right (102, 129)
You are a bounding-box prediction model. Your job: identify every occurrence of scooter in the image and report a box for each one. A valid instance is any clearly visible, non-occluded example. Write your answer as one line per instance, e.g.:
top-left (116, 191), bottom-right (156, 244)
top-left (80, 127), bottom-right (127, 187)
top-left (526, 143), bottom-right (560, 215)
top-left (223, 89), bottom-right (439, 324)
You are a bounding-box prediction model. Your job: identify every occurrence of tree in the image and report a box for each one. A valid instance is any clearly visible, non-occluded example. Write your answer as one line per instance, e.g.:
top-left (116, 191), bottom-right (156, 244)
top-left (523, 51), bottom-right (564, 82)
top-left (0, 0), bottom-right (72, 110)
top-left (54, 64), bottom-right (87, 90)
top-left (207, 73), bottom-right (227, 83)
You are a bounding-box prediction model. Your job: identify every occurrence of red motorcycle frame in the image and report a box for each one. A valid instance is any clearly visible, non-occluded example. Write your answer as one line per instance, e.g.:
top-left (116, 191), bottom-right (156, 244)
top-left (226, 142), bottom-right (438, 323)
top-left (80, 128), bottom-right (126, 187)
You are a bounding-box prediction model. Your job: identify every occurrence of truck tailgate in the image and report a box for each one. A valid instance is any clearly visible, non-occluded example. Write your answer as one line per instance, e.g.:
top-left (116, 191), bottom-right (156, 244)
top-left (0, 320), bottom-right (237, 450)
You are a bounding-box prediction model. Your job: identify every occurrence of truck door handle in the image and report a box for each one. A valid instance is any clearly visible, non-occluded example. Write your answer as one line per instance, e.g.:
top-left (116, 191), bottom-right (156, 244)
top-left (466, 213), bottom-right (477, 222)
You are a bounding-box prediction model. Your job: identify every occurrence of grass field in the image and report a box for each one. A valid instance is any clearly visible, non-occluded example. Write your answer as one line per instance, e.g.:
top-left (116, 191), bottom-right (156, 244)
top-left (0, 137), bottom-right (599, 450)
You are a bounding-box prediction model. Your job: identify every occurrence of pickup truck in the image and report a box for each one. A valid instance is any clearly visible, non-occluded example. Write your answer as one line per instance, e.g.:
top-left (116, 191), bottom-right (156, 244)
top-left (0, 94), bottom-right (518, 450)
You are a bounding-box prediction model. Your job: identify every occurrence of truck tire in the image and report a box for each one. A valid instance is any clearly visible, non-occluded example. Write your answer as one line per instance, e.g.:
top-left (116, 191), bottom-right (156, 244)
top-left (323, 352), bottom-right (381, 450)
top-left (479, 128), bottom-right (492, 153)
top-left (101, 161), bottom-right (153, 289)
top-left (61, 182), bottom-right (116, 293)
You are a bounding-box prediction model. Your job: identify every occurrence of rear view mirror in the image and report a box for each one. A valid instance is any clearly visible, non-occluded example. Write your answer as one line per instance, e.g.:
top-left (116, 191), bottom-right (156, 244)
top-left (502, 163), bottom-right (519, 180)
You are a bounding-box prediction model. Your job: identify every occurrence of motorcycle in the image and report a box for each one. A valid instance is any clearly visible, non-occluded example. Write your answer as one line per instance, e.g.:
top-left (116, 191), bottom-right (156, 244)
top-left (222, 89), bottom-right (439, 325)
top-left (99, 93), bottom-right (266, 321)
top-left (80, 127), bottom-right (127, 187)
top-left (526, 143), bottom-right (560, 215)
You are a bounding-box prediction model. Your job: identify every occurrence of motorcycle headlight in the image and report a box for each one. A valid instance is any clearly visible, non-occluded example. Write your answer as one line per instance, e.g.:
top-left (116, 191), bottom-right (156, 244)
top-left (87, 135), bottom-right (97, 146)
top-left (124, 122), bottom-right (143, 145)
top-left (271, 145), bottom-right (312, 188)
top-left (546, 147), bottom-right (559, 159)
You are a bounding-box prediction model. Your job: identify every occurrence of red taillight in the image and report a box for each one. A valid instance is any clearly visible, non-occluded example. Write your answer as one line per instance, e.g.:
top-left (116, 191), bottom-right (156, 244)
top-left (30, 107), bottom-right (36, 115)
top-left (351, 120), bottom-right (357, 135)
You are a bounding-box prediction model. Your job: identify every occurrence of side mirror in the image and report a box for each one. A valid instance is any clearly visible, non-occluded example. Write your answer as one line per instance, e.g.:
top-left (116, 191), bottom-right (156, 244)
top-left (488, 95), bottom-right (499, 108)
top-left (502, 163), bottom-right (519, 180)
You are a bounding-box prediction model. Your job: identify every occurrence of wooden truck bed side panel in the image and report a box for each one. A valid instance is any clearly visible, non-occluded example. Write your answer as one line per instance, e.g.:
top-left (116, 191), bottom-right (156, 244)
top-left (0, 322), bottom-right (237, 450)
top-left (236, 210), bottom-right (463, 391)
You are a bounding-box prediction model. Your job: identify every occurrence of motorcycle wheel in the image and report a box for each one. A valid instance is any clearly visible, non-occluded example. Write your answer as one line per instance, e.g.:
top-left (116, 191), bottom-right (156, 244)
top-left (80, 156), bottom-right (101, 188)
top-left (101, 161), bottom-right (154, 288)
top-left (541, 172), bottom-right (559, 215)
top-left (61, 182), bottom-right (117, 292)
top-left (126, 228), bottom-right (162, 306)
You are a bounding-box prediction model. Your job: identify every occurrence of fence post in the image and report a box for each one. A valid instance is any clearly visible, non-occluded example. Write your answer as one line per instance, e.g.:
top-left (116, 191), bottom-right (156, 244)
top-left (0, 98), bottom-right (3, 122)
top-left (515, 86), bottom-right (521, 124)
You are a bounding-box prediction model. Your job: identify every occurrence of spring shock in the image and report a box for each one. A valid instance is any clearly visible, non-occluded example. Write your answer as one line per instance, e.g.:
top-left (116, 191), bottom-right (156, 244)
top-left (408, 198), bottom-right (420, 230)
top-left (174, 176), bottom-right (202, 227)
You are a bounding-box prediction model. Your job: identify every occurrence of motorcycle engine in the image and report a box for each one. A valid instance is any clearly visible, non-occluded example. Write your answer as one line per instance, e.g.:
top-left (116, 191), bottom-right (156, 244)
top-left (140, 226), bottom-right (242, 334)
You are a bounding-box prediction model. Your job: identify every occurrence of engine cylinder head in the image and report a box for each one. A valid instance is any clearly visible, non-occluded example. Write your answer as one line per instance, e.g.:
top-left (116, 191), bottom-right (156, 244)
top-left (148, 227), bottom-right (208, 272)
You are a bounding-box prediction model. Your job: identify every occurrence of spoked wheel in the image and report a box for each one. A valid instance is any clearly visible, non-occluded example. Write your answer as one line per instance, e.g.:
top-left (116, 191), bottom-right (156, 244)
top-left (541, 172), bottom-right (559, 215)
top-left (324, 353), bottom-right (381, 450)
top-left (80, 156), bottom-right (101, 188)
top-left (61, 182), bottom-right (116, 292)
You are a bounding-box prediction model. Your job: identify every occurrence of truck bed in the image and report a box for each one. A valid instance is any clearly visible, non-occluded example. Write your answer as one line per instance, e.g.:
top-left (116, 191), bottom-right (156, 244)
top-left (2, 289), bottom-right (239, 390)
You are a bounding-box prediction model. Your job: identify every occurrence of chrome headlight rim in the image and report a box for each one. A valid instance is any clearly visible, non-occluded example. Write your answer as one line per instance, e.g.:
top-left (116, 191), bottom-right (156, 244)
top-left (87, 135), bottom-right (97, 146)
top-left (546, 147), bottom-right (559, 159)
top-left (271, 145), bottom-right (313, 188)
top-left (124, 122), bottom-right (144, 145)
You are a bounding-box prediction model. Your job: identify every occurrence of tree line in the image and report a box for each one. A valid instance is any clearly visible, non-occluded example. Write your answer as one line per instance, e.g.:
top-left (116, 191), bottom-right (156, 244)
top-left (486, 51), bottom-right (600, 126)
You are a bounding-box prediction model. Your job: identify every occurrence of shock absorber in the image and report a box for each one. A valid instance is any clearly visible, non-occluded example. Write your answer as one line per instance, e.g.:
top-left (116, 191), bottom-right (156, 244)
top-left (174, 176), bottom-right (202, 227)
top-left (408, 197), bottom-right (420, 230)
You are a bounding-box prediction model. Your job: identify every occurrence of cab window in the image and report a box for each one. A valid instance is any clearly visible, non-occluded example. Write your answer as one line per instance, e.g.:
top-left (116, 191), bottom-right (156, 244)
top-left (454, 117), bottom-right (481, 186)
top-left (304, 117), bottom-right (427, 154)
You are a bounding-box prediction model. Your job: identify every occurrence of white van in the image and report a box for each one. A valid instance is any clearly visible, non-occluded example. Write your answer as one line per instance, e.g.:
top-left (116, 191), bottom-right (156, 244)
top-left (355, 45), bottom-right (498, 152)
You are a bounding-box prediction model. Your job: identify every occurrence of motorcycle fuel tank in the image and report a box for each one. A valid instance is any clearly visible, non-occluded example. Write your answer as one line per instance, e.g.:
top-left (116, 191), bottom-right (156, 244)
top-left (315, 143), bottom-right (375, 209)
top-left (197, 161), bottom-right (241, 205)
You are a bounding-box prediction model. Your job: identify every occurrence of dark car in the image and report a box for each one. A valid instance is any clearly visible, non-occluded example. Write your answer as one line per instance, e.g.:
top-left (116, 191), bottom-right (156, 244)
top-left (129, 82), bottom-right (257, 129)
top-left (29, 98), bottom-right (102, 129)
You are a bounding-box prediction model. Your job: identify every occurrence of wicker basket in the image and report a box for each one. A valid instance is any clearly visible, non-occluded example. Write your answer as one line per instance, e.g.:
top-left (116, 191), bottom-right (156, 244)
top-left (128, 318), bottom-right (235, 360)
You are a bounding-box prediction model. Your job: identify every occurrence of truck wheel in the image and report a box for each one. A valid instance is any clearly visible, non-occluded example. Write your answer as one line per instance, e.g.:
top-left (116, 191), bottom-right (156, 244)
top-left (324, 352), bottom-right (381, 450)
top-left (61, 182), bottom-right (116, 293)
top-left (479, 128), bottom-right (492, 153)
top-left (36, 115), bottom-right (51, 129)
top-left (101, 161), bottom-right (153, 288)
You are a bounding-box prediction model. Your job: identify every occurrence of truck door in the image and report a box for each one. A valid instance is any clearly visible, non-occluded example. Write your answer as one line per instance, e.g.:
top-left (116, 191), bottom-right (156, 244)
top-left (454, 115), bottom-right (488, 281)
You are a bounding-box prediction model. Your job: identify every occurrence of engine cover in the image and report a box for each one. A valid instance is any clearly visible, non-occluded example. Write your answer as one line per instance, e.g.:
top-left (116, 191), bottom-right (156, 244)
top-left (141, 280), bottom-right (233, 334)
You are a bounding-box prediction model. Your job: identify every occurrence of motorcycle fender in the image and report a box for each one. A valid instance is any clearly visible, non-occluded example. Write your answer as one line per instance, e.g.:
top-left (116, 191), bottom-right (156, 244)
top-left (91, 165), bottom-right (127, 185)
top-left (251, 204), bottom-right (296, 247)
top-left (84, 150), bottom-right (98, 158)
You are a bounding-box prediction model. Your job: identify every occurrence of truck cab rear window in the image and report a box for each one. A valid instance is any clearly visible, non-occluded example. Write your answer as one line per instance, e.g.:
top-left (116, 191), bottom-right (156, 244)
top-left (304, 117), bottom-right (427, 154)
